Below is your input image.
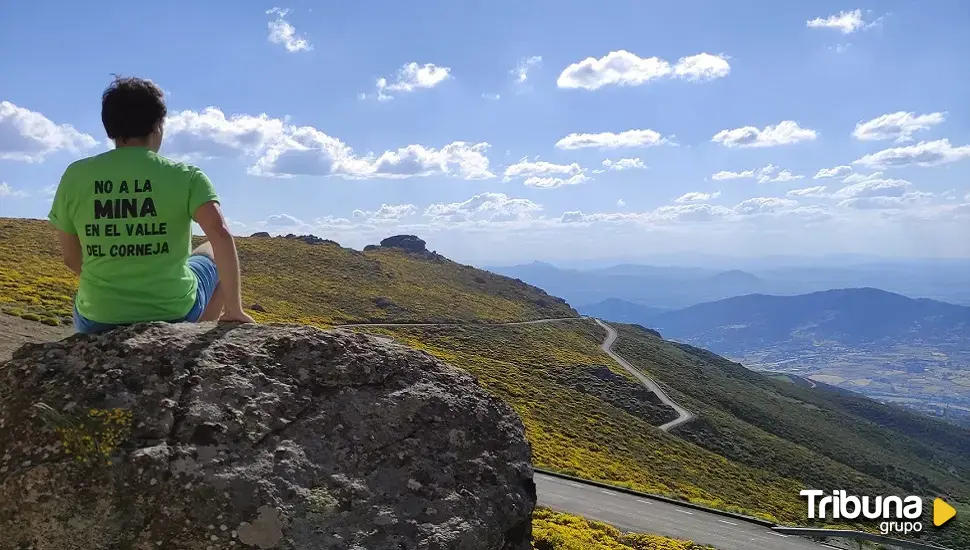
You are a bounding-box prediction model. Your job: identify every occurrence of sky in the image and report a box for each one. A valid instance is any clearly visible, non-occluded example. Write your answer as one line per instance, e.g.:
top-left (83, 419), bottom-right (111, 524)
top-left (1, 0), bottom-right (969, 265)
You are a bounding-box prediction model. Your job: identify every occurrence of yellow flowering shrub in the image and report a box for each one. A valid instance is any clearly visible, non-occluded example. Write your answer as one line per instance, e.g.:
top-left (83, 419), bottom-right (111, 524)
top-left (532, 508), bottom-right (715, 550)
top-left (33, 404), bottom-right (133, 465)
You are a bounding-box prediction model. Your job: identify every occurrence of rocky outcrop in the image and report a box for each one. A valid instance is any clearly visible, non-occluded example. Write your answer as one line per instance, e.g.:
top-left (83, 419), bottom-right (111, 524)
top-left (282, 234), bottom-right (338, 246)
top-left (0, 323), bottom-right (536, 549)
top-left (379, 235), bottom-right (427, 254)
top-left (250, 232), bottom-right (271, 238)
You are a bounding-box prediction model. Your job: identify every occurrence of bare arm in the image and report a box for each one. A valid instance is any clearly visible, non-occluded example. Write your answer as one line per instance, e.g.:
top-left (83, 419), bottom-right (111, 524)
top-left (56, 230), bottom-right (82, 276)
top-left (192, 201), bottom-right (244, 316)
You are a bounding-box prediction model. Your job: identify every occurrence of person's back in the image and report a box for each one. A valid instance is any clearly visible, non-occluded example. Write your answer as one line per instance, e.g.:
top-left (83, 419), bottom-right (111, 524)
top-left (48, 76), bottom-right (254, 332)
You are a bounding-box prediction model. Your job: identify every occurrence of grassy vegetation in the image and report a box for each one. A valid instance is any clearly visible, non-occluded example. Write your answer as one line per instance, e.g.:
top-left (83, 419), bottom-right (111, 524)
top-left (531, 508), bottom-right (715, 550)
top-left (613, 323), bottom-right (970, 549)
top-left (0, 218), bottom-right (576, 325)
top-left (3, 216), bottom-right (968, 547)
top-left (377, 322), bottom-right (809, 523)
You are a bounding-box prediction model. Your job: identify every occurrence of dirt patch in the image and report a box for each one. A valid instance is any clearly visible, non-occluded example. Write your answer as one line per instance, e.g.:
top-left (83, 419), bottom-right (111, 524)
top-left (0, 313), bottom-right (73, 362)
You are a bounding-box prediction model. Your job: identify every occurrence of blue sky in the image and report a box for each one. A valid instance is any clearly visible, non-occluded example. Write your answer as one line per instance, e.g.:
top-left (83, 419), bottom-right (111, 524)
top-left (1, 0), bottom-right (969, 264)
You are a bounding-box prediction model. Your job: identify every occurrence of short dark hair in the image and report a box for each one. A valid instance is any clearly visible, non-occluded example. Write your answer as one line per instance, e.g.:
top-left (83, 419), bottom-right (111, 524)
top-left (101, 76), bottom-right (167, 141)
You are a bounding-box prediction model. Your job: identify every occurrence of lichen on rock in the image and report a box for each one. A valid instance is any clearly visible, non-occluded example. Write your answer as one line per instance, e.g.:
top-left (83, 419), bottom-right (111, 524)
top-left (0, 322), bottom-right (536, 549)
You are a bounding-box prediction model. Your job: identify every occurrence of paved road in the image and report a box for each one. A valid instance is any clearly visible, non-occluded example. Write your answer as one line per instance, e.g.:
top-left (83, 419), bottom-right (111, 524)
top-left (593, 318), bottom-right (694, 431)
top-left (537, 474), bottom-right (824, 550)
top-left (335, 317), bottom-right (588, 328)
top-left (340, 317), bottom-right (823, 548)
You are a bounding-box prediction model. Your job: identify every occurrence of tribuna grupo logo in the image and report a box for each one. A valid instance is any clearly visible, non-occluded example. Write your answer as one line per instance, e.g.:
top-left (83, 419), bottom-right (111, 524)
top-left (801, 490), bottom-right (935, 535)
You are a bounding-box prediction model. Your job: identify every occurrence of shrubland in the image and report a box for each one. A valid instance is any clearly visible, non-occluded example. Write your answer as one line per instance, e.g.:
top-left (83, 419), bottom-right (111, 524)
top-left (2, 217), bottom-right (967, 547)
top-left (0, 218), bottom-right (575, 325)
top-left (531, 508), bottom-right (715, 550)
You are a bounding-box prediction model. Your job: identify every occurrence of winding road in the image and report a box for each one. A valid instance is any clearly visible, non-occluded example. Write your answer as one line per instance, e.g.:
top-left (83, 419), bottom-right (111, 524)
top-left (593, 318), bottom-right (694, 431)
top-left (338, 316), bottom-right (693, 430)
top-left (535, 474), bottom-right (824, 550)
top-left (336, 316), bottom-right (828, 549)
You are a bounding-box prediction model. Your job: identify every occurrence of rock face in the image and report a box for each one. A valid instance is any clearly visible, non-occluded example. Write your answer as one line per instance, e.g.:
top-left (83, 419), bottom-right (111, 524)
top-left (379, 235), bottom-right (427, 254)
top-left (282, 234), bottom-right (338, 246)
top-left (0, 323), bottom-right (536, 549)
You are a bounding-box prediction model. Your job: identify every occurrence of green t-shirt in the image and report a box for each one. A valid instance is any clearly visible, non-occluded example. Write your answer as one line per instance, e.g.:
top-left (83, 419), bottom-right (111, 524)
top-left (48, 147), bottom-right (220, 324)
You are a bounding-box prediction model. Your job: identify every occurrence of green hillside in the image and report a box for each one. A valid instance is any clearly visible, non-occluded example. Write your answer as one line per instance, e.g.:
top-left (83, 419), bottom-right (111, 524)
top-left (0, 218), bottom-right (576, 326)
top-left (1, 216), bottom-right (967, 547)
top-left (613, 323), bottom-right (970, 549)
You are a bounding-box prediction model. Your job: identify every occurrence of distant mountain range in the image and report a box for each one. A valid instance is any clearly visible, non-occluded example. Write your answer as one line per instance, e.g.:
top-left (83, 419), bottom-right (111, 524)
top-left (578, 298), bottom-right (671, 324)
top-left (579, 288), bottom-right (970, 425)
top-left (620, 287), bottom-right (970, 351)
top-left (486, 260), bottom-right (970, 308)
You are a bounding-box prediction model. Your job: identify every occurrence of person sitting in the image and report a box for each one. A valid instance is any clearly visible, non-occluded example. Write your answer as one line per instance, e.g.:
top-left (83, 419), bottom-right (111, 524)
top-left (48, 75), bottom-right (254, 333)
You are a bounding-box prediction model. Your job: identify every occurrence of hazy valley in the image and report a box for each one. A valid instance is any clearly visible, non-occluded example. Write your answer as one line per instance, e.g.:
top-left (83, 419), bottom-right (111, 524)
top-left (576, 288), bottom-right (970, 425)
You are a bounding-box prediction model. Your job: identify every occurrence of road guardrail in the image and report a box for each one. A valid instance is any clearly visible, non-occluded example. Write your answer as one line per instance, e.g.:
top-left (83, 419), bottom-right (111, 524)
top-left (772, 527), bottom-right (954, 550)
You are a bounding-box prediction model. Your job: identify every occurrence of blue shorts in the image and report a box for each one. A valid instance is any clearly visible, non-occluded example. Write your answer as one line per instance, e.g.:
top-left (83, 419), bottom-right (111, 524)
top-left (73, 254), bottom-right (220, 334)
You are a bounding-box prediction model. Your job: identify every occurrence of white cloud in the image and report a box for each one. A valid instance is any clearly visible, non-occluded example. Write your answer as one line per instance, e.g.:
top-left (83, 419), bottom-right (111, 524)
top-left (853, 139), bottom-right (970, 169)
top-left (371, 62), bottom-right (452, 101)
top-left (711, 164), bottom-right (803, 183)
top-left (266, 7), bottom-right (312, 52)
top-left (523, 174), bottom-right (589, 189)
top-left (831, 178), bottom-right (910, 200)
top-left (654, 203), bottom-right (733, 222)
top-left (602, 158), bottom-right (646, 171)
top-left (0, 101), bottom-right (98, 162)
top-left (853, 111), bottom-right (947, 143)
top-left (512, 56), bottom-right (542, 83)
top-left (265, 213), bottom-right (307, 228)
top-left (500, 158), bottom-right (591, 188)
top-left (838, 192), bottom-right (934, 210)
top-left (806, 9), bottom-right (872, 34)
top-left (842, 171), bottom-right (884, 184)
top-left (734, 197), bottom-right (799, 215)
top-left (165, 107), bottom-right (494, 180)
top-left (557, 50), bottom-right (730, 90)
top-left (352, 203), bottom-right (417, 221)
top-left (616, 199), bottom-right (626, 207)
top-left (830, 43), bottom-right (852, 54)
top-left (556, 129), bottom-right (670, 150)
top-left (503, 159), bottom-right (583, 181)
top-left (712, 169), bottom-right (756, 181)
top-left (254, 131), bottom-right (493, 179)
top-left (425, 192), bottom-right (542, 222)
top-left (787, 185), bottom-right (829, 198)
top-left (675, 191), bottom-right (721, 203)
top-left (712, 121), bottom-right (817, 148)
top-left (561, 203), bottom-right (734, 225)
top-left (763, 169), bottom-right (803, 183)
top-left (482, 93), bottom-right (501, 101)
top-left (164, 107), bottom-right (285, 160)
top-left (814, 165), bottom-right (852, 179)
top-left (0, 182), bottom-right (29, 198)
top-left (673, 53), bottom-right (733, 81)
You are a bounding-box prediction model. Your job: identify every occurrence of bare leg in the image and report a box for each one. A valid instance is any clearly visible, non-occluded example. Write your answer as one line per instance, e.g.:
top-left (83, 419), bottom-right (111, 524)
top-left (191, 241), bottom-right (224, 322)
top-left (191, 241), bottom-right (214, 259)
top-left (198, 282), bottom-right (225, 321)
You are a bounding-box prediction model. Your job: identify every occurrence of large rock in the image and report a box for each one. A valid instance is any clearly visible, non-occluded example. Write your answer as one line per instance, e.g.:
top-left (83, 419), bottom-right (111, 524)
top-left (0, 323), bottom-right (536, 549)
top-left (379, 235), bottom-right (427, 254)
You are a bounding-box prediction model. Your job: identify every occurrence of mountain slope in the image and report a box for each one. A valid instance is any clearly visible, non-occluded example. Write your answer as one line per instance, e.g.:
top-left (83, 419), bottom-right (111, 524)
top-left (648, 287), bottom-right (970, 350)
top-left (487, 262), bottom-right (779, 309)
top-left (2, 217), bottom-right (968, 547)
top-left (576, 298), bottom-right (670, 323)
top-left (0, 218), bottom-right (576, 325)
top-left (611, 323), bottom-right (970, 549)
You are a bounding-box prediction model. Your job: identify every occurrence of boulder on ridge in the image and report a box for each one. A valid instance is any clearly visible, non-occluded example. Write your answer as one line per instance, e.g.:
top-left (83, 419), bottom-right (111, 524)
top-left (0, 322), bottom-right (536, 549)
